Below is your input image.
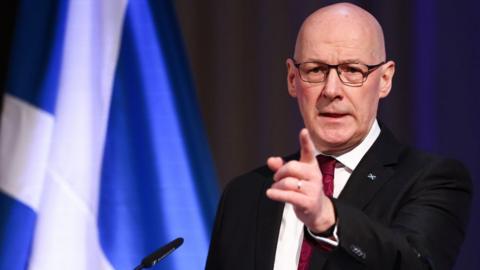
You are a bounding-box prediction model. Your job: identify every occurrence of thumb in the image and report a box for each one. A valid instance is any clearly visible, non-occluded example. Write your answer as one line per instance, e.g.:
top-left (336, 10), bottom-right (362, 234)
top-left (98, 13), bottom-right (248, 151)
top-left (267, 156), bottom-right (284, 172)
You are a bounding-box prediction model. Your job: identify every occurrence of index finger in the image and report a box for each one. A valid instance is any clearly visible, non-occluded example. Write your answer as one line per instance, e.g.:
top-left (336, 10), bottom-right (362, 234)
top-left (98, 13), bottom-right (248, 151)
top-left (299, 128), bottom-right (316, 163)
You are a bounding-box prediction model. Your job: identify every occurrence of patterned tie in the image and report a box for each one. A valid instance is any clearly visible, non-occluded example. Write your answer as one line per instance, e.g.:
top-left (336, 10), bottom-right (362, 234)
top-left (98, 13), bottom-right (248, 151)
top-left (297, 155), bottom-right (336, 270)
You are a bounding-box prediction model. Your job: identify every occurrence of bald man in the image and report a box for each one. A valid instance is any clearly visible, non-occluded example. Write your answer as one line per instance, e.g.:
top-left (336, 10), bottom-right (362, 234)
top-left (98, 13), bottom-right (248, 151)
top-left (205, 3), bottom-right (472, 270)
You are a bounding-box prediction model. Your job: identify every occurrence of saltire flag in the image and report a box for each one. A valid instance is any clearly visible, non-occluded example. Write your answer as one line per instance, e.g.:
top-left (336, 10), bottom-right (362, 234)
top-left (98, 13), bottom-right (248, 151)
top-left (0, 0), bottom-right (219, 269)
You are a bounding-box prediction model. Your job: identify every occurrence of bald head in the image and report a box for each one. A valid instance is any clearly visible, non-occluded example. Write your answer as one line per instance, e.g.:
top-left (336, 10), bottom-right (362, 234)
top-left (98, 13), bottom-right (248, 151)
top-left (294, 3), bottom-right (386, 63)
top-left (286, 2), bottom-right (396, 154)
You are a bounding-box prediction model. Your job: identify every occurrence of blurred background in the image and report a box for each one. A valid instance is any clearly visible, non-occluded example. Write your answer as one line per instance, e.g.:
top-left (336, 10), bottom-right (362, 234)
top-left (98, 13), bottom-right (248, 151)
top-left (1, 0), bottom-right (479, 269)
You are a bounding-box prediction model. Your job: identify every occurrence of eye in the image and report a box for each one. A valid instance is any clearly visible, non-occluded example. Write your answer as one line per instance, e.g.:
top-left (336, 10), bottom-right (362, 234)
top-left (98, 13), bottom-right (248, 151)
top-left (344, 66), bottom-right (362, 73)
top-left (308, 67), bottom-right (322, 74)
top-left (340, 64), bottom-right (366, 74)
top-left (303, 63), bottom-right (328, 74)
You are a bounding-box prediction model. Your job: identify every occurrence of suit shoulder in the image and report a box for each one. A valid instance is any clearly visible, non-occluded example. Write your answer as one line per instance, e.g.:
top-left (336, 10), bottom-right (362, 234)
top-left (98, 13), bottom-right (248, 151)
top-left (402, 147), bottom-right (469, 171)
top-left (222, 164), bottom-right (274, 198)
top-left (399, 147), bottom-right (472, 188)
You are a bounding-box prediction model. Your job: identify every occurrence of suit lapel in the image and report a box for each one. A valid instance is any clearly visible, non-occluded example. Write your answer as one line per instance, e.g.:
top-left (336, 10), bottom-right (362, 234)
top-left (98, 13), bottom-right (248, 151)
top-left (309, 129), bottom-right (404, 270)
top-left (255, 178), bottom-right (285, 270)
top-left (339, 127), bottom-right (405, 209)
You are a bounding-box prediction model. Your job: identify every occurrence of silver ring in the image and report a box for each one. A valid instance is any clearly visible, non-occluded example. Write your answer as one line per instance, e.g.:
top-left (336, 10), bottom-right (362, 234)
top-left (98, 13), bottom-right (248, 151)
top-left (297, 180), bottom-right (303, 190)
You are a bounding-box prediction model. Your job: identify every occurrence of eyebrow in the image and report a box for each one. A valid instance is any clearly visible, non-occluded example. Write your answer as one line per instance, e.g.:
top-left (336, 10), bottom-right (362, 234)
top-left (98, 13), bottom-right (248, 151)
top-left (299, 58), bottom-right (364, 64)
top-left (339, 59), bottom-right (364, 64)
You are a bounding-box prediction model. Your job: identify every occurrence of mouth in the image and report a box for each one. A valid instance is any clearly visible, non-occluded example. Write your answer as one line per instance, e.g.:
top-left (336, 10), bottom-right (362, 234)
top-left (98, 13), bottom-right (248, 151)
top-left (319, 112), bottom-right (348, 118)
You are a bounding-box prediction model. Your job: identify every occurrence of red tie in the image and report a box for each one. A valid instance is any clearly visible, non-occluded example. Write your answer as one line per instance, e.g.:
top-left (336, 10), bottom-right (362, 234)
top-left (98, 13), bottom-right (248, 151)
top-left (297, 155), bottom-right (336, 270)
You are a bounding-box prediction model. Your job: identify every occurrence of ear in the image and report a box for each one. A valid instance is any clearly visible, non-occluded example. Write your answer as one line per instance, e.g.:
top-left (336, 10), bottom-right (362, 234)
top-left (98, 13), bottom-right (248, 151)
top-left (286, 58), bottom-right (297, 97)
top-left (378, 60), bottom-right (395, 98)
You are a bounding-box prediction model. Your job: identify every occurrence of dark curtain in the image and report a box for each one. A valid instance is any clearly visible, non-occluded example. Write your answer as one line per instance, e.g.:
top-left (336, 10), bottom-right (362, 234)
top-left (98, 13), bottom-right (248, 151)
top-left (174, 0), bottom-right (480, 269)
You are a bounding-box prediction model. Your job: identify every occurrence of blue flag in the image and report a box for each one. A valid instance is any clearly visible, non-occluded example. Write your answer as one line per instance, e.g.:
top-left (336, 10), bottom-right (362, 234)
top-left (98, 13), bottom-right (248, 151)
top-left (0, 0), bottom-right (218, 269)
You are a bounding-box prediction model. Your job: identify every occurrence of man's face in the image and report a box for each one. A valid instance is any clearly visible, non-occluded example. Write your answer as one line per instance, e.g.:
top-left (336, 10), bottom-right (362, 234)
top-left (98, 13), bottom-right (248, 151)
top-left (287, 17), bottom-right (395, 154)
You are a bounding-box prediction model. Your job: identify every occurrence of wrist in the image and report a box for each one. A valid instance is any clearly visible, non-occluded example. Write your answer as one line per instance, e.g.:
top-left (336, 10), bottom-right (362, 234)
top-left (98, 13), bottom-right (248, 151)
top-left (310, 196), bottom-right (337, 234)
top-left (311, 222), bottom-right (336, 237)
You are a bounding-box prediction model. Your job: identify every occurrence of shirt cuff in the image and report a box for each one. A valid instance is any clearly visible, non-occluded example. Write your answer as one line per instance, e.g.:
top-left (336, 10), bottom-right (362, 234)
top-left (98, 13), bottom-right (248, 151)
top-left (306, 223), bottom-right (339, 247)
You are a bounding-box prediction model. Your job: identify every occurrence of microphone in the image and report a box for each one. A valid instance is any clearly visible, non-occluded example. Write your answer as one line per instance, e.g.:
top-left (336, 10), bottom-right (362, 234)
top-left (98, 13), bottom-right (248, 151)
top-left (134, 237), bottom-right (184, 270)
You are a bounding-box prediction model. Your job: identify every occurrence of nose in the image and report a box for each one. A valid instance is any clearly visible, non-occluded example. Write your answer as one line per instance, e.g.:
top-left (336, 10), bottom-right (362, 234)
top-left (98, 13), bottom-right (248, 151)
top-left (321, 67), bottom-right (343, 100)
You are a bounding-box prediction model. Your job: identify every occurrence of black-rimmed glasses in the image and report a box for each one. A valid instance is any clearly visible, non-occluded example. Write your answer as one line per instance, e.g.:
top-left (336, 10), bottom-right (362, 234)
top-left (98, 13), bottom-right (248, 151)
top-left (293, 60), bottom-right (385, 87)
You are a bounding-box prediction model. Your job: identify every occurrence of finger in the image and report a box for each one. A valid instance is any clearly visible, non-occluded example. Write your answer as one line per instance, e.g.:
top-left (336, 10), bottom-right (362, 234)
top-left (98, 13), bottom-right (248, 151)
top-left (266, 188), bottom-right (310, 209)
top-left (267, 156), bottom-right (284, 173)
top-left (270, 177), bottom-right (304, 191)
top-left (299, 128), bottom-right (316, 163)
top-left (273, 160), bottom-right (316, 182)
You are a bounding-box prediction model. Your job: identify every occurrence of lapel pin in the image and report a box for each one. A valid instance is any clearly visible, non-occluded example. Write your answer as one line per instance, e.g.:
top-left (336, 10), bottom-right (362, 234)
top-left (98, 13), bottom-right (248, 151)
top-left (367, 173), bottom-right (376, 181)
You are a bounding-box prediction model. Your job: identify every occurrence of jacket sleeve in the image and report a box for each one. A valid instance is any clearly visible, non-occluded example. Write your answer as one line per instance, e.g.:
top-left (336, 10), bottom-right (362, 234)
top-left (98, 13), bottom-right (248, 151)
top-left (332, 158), bottom-right (472, 270)
top-left (204, 181), bottom-right (229, 270)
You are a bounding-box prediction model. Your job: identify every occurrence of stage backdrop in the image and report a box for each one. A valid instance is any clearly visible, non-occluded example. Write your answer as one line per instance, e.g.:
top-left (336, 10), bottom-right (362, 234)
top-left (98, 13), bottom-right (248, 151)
top-left (174, 0), bottom-right (480, 269)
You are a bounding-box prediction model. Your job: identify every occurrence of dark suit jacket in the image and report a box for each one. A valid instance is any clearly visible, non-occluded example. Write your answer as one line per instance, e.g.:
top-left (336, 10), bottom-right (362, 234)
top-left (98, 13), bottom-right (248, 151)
top-left (205, 127), bottom-right (472, 270)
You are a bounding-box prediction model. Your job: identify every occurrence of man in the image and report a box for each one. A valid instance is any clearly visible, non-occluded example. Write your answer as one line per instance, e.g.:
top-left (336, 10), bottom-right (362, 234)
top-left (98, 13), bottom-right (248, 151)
top-left (205, 3), bottom-right (472, 270)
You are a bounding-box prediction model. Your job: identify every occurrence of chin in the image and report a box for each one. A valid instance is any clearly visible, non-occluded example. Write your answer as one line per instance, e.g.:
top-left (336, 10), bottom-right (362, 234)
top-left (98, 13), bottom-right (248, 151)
top-left (311, 128), bottom-right (356, 153)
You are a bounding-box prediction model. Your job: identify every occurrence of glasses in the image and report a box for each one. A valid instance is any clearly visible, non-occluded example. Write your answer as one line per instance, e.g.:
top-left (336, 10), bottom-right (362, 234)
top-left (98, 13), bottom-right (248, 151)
top-left (293, 60), bottom-right (385, 87)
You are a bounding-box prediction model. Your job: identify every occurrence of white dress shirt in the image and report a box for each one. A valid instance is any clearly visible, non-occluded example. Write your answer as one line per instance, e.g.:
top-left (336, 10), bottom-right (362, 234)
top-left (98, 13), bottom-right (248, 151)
top-left (273, 120), bottom-right (381, 270)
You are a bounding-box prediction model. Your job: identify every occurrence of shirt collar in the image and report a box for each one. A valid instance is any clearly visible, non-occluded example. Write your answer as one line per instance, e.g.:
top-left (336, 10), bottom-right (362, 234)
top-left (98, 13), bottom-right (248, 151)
top-left (316, 120), bottom-right (381, 171)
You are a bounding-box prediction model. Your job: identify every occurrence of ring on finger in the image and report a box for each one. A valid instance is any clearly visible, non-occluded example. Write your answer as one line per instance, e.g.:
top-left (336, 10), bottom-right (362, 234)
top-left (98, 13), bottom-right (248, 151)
top-left (296, 180), bottom-right (303, 190)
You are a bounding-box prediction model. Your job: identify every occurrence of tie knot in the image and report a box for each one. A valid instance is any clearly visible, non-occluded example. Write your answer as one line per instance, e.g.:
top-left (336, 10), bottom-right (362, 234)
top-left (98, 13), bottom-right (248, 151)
top-left (316, 155), bottom-right (336, 176)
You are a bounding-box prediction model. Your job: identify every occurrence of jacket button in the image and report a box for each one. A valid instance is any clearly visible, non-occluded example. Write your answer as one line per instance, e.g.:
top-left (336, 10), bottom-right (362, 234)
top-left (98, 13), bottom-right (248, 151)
top-left (350, 244), bottom-right (366, 259)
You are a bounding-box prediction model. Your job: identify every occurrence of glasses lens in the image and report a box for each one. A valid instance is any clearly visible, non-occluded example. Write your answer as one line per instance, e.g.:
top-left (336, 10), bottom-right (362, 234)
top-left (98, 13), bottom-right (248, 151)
top-left (338, 63), bottom-right (367, 84)
top-left (299, 62), bottom-right (328, 83)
